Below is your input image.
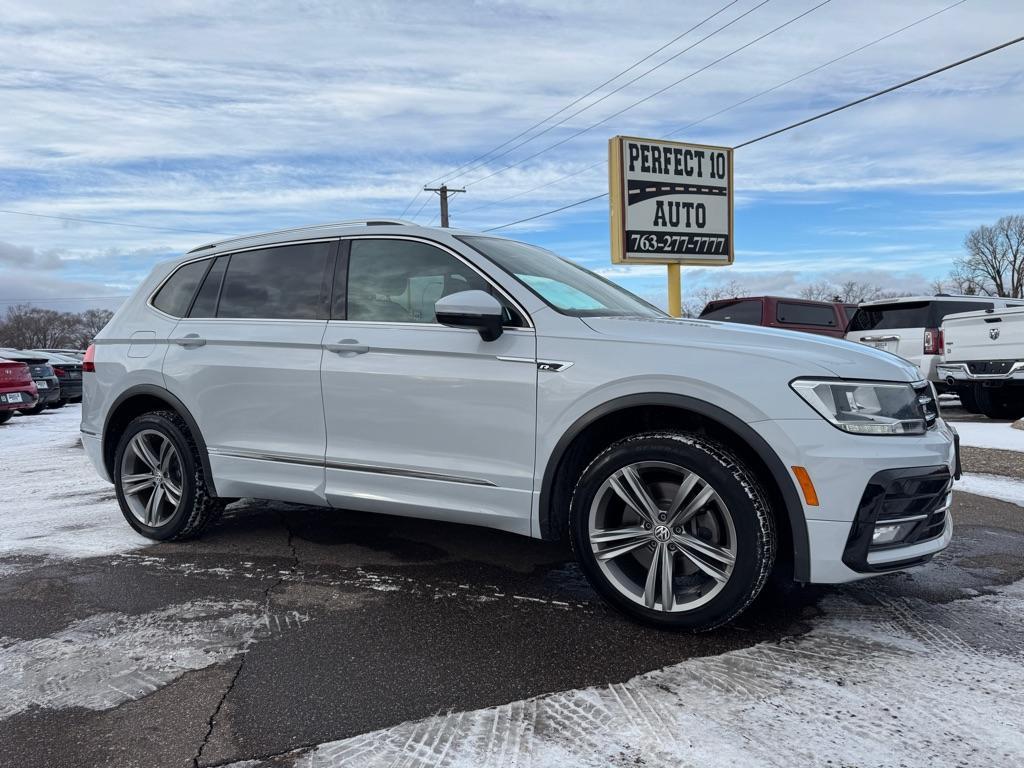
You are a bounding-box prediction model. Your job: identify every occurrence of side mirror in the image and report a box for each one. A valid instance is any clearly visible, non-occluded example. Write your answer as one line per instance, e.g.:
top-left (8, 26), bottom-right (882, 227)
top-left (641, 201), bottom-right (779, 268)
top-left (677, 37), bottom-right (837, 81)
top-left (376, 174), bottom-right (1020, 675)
top-left (435, 290), bottom-right (504, 341)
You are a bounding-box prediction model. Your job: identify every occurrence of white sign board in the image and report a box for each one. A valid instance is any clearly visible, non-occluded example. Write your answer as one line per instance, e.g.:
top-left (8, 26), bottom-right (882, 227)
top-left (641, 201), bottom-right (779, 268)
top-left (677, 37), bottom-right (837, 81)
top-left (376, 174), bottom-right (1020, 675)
top-left (609, 135), bottom-right (733, 265)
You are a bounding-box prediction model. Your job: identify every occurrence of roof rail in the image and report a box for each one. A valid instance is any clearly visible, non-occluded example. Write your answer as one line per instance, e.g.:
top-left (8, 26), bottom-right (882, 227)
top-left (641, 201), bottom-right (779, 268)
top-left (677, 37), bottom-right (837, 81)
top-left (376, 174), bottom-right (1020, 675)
top-left (187, 219), bottom-right (417, 253)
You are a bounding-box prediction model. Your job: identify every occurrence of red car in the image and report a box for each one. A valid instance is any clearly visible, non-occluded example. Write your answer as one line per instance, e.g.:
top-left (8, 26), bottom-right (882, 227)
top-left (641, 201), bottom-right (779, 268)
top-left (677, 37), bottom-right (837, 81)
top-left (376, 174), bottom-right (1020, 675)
top-left (698, 296), bottom-right (857, 338)
top-left (0, 358), bottom-right (38, 424)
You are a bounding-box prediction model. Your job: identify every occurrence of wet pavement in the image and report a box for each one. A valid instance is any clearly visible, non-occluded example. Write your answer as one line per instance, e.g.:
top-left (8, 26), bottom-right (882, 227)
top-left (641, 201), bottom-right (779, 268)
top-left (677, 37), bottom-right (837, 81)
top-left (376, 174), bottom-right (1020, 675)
top-left (2, 405), bottom-right (1023, 767)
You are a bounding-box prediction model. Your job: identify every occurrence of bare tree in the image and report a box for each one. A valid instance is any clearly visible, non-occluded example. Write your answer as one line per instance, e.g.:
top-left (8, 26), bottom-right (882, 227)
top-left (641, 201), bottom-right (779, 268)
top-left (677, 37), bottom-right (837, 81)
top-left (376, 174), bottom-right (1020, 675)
top-left (74, 308), bottom-right (114, 347)
top-left (799, 280), bottom-right (907, 303)
top-left (682, 280), bottom-right (748, 317)
top-left (951, 215), bottom-right (1024, 297)
top-left (0, 305), bottom-right (112, 350)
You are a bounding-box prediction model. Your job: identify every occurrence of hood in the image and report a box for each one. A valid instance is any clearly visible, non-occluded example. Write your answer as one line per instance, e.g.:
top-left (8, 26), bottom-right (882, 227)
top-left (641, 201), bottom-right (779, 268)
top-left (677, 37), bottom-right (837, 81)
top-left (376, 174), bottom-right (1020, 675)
top-left (581, 316), bottom-right (920, 382)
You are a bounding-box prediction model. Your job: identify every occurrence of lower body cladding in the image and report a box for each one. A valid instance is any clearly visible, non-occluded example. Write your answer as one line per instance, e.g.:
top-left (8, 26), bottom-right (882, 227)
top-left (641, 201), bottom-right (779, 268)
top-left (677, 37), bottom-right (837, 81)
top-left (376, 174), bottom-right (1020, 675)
top-left (752, 418), bottom-right (957, 584)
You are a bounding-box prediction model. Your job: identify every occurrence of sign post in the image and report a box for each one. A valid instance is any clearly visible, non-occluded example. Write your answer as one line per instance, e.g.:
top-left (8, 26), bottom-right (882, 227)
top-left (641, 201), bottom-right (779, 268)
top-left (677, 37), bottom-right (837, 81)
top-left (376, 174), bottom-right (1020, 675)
top-left (609, 135), bottom-right (734, 317)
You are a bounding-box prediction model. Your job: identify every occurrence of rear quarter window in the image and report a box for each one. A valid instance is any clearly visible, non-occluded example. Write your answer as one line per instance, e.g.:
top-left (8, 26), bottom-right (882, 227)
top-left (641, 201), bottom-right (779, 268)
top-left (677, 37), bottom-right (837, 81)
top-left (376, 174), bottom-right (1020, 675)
top-left (151, 259), bottom-right (210, 317)
top-left (775, 301), bottom-right (836, 327)
top-left (699, 299), bottom-right (762, 324)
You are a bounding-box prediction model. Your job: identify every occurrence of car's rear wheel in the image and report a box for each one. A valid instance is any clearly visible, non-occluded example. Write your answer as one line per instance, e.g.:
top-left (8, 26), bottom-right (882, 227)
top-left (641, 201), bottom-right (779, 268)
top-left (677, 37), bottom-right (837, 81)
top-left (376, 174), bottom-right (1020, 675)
top-left (0, 411), bottom-right (12, 424)
top-left (957, 386), bottom-right (981, 414)
top-left (19, 402), bottom-right (47, 415)
top-left (47, 399), bottom-right (66, 409)
top-left (975, 385), bottom-right (1024, 420)
top-left (569, 432), bottom-right (775, 631)
top-left (113, 410), bottom-right (224, 540)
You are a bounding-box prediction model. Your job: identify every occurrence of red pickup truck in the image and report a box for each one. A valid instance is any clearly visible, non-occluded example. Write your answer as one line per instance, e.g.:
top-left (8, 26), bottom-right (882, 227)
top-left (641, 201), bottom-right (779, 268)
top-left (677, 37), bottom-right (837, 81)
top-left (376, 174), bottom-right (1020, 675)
top-left (699, 296), bottom-right (857, 338)
top-left (0, 358), bottom-right (39, 424)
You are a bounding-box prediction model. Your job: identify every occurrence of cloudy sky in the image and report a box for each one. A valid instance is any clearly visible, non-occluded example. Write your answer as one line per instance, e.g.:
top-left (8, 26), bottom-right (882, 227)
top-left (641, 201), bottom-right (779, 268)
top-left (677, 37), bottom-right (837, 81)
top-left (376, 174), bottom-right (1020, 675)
top-left (2, 0), bottom-right (1023, 312)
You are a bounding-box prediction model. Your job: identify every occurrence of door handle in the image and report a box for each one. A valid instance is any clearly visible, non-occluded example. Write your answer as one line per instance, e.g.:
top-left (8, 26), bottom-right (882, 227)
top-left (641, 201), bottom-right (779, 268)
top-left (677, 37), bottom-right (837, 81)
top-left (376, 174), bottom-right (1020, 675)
top-left (325, 339), bottom-right (369, 355)
top-left (173, 333), bottom-right (206, 348)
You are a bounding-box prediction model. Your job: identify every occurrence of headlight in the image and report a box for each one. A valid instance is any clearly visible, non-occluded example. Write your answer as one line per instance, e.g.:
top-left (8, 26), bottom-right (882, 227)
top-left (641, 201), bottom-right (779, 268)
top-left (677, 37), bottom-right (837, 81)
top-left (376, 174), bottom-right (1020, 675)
top-left (790, 379), bottom-right (928, 435)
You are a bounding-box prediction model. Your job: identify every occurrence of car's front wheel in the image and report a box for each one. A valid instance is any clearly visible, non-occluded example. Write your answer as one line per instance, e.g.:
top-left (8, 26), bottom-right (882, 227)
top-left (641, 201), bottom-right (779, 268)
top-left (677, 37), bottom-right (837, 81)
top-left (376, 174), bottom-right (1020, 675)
top-left (570, 432), bottom-right (776, 631)
top-left (113, 410), bottom-right (224, 540)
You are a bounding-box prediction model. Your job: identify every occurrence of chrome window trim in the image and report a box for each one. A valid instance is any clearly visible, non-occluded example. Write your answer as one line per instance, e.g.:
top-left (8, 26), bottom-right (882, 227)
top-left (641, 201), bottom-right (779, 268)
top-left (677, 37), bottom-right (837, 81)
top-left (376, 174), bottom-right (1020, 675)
top-left (339, 233), bottom-right (534, 330)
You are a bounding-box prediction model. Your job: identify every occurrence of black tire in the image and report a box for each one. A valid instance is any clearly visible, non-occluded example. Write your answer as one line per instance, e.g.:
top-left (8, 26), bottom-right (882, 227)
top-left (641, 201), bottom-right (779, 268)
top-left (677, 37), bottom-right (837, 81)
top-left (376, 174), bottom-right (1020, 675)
top-left (0, 411), bottom-right (12, 424)
top-left (975, 386), bottom-right (1024, 420)
top-left (113, 409), bottom-right (224, 540)
top-left (19, 402), bottom-right (47, 415)
top-left (569, 431), bottom-right (776, 631)
top-left (47, 400), bottom-right (66, 409)
top-left (957, 386), bottom-right (981, 414)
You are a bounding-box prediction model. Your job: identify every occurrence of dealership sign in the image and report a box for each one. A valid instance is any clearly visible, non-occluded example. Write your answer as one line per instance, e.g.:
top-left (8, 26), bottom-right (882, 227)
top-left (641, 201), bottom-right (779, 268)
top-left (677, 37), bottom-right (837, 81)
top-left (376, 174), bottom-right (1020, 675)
top-left (609, 135), bottom-right (733, 266)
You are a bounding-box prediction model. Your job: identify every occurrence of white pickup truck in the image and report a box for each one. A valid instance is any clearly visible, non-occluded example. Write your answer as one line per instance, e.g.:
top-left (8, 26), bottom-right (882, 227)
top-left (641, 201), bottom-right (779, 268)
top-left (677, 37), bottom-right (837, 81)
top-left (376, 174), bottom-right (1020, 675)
top-left (937, 305), bottom-right (1024, 418)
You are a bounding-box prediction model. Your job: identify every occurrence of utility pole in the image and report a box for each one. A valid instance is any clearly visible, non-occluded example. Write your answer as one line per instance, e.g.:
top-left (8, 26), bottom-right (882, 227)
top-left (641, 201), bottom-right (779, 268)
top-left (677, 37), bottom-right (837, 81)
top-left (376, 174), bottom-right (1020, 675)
top-left (423, 184), bottom-right (465, 227)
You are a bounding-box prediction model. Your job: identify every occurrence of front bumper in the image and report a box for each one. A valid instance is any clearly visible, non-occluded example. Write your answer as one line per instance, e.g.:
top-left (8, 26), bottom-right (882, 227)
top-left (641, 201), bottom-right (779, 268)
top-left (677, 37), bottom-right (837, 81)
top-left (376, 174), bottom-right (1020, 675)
top-left (752, 417), bottom-right (957, 584)
top-left (937, 361), bottom-right (1024, 383)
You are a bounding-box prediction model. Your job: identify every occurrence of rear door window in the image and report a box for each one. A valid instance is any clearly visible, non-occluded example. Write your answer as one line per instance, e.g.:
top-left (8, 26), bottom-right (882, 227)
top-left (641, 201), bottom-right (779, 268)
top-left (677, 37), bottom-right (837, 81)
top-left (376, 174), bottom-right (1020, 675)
top-left (699, 299), bottom-right (762, 324)
top-left (776, 301), bottom-right (836, 327)
top-left (151, 259), bottom-right (210, 317)
top-left (218, 242), bottom-right (333, 320)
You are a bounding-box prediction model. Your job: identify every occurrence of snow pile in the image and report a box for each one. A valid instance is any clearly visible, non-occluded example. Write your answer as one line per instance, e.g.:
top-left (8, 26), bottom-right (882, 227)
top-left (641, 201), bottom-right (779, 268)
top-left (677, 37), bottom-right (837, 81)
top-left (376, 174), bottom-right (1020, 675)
top-left (957, 473), bottom-right (1024, 507)
top-left (953, 420), bottom-right (1024, 452)
top-left (0, 406), bottom-right (148, 558)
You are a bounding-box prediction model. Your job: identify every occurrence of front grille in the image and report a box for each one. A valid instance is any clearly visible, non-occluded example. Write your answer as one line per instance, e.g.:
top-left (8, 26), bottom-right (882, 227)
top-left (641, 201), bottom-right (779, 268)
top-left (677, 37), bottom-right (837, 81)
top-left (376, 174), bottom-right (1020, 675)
top-left (843, 466), bottom-right (951, 572)
top-left (966, 360), bottom-right (1016, 375)
top-left (913, 381), bottom-right (939, 429)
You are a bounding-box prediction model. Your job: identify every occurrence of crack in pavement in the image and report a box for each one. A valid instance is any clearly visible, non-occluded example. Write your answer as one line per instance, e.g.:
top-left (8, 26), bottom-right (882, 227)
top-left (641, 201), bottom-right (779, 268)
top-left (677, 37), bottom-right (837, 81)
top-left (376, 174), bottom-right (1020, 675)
top-left (193, 512), bottom-right (303, 767)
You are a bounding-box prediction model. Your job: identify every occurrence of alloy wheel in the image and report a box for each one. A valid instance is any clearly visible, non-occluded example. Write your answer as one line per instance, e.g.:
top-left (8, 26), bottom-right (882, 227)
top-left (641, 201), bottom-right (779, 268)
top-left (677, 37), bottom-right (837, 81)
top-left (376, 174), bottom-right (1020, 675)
top-left (119, 429), bottom-right (185, 527)
top-left (588, 461), bottom-right (736, 612)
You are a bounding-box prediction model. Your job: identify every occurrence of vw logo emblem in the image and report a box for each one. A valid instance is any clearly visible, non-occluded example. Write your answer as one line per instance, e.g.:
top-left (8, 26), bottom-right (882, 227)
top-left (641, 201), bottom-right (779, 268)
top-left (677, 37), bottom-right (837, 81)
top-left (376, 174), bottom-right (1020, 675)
top-left (653, 525), bottom-right (672, 542)
top-left (990, 327), bottom-right (1001, 340)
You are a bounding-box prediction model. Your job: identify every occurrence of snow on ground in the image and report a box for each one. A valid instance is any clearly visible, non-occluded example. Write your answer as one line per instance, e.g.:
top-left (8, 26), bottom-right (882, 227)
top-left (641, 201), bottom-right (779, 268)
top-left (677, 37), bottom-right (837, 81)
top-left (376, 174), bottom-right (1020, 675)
top-left (0, 405), bottom-right (148, 558)
top-left (953, 420), bottom-right (1024, 452)
top-left (957, 473), bottom-right (1024, 507)
top-left (274, 581), bottom-right (1024, 768)
top-left (0, 599), bottom-right (309, 719)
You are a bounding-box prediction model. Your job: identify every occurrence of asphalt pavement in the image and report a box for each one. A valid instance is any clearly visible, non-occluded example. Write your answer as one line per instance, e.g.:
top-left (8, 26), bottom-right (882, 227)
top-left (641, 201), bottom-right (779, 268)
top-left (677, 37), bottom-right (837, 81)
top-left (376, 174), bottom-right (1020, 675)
top-left (1, 404), bottom-right (1022, 767)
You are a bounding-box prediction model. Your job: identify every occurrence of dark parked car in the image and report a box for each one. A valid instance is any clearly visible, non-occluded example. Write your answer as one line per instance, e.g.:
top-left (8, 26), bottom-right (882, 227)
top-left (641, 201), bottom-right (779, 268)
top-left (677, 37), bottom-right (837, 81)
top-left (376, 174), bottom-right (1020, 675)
top-left (0, 358), bottom-right (38, 423)
top-left (0, 349), bottom-right (60, 413)
top-left (27, 350), bottom-right (84, 404)
top-left (699, 296), bottom-right (856, 338)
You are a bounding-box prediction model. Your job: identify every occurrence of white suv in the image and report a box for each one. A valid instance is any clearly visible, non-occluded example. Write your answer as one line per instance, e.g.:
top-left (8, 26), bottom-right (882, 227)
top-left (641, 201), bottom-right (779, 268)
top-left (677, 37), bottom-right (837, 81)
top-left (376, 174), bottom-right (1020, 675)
top-left (82, 221), bottom-right (957, 630)
top-left (846, 295), bottom-right (1024, 388)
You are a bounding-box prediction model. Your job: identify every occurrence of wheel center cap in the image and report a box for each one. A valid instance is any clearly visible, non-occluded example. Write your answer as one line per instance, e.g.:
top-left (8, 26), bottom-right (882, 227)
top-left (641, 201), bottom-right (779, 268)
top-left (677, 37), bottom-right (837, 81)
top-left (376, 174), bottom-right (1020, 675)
top-left (653, 525), bottom-right (671, 542)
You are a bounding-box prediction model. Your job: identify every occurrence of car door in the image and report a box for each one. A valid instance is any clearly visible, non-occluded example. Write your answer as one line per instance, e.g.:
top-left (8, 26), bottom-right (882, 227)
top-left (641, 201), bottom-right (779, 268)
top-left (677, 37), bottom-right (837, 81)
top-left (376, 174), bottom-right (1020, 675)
top-left (161, 240), bottom-right (335, 505)
top-left (321, 236), bottom-right (538, 535)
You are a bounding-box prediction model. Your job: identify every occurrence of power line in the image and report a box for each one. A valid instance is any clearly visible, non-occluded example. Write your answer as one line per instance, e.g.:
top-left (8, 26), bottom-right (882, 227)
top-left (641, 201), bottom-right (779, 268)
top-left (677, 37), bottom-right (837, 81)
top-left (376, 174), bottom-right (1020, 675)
top-left (438, 0), bottom-right (761, 186)
top-left (482, 194), bottom-right (608, 233)
top-left (398, 0), bottom-right (746, 217)
top-left (462, 0), bottom-right (832, 190)
top-left (457, 0), bottom-right (970, 219)
top-left (482, 33), bottom-right (1023, 232)
top-left (735, 31), bottom-right (1023, 148)
top-left (0, 209), bottom-right (234, 236)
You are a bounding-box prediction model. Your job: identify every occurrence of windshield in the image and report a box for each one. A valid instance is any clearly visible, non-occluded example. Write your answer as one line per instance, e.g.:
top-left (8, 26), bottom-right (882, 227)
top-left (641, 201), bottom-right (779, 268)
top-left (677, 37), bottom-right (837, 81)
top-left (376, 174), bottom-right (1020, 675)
top-left (458, 236), bottom-right (666, 318)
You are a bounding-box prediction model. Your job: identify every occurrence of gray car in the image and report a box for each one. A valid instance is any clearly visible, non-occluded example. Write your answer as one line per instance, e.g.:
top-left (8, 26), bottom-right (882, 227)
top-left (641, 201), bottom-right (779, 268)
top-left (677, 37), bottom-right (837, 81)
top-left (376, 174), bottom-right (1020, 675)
top-left (80, 220), bottom-right (956, 631)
